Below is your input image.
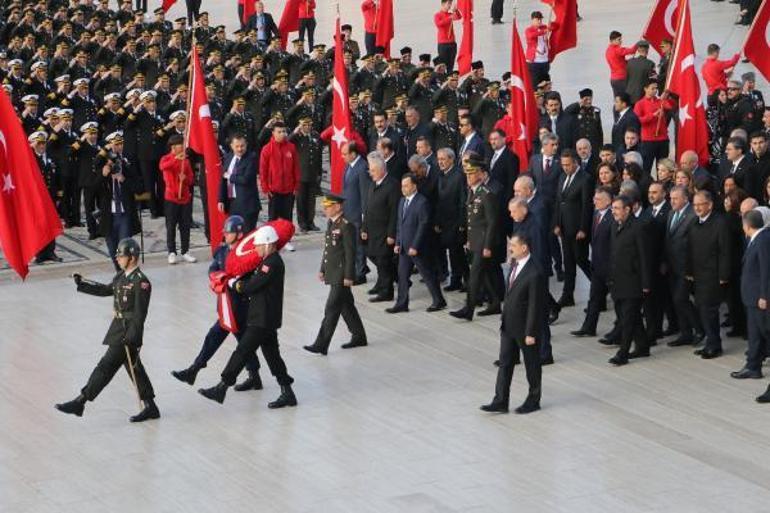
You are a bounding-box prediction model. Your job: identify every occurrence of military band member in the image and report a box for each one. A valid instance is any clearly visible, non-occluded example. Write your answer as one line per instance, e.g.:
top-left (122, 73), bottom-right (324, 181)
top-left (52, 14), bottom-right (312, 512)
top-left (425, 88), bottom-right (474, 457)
top-left (304, 194), bottom-right (368, 355)
top-left (55, 238), bottom-right (160, 423)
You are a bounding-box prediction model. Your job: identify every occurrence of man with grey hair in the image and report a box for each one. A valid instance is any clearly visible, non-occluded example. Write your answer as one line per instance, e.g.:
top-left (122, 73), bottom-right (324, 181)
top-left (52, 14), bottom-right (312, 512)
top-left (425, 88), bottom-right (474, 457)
top-left (679, 150), bottom-right (711, 181)
top-left (436, 147), bottom-right (468, 291)
top-left (575, 138), bottom-right (598, 177)
top-left (622, 150), bottom-right (643, 168)
top-left (527, 132), bottom-right (563, 280)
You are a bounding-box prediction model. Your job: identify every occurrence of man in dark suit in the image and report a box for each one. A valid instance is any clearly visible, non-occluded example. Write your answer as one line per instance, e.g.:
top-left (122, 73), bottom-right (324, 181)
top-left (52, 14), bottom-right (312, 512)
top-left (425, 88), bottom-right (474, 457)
top-left (552, 149), bottom-right (593, 306)
top-left (642, 182), bottom-right (672, 342)
top-left (576, 139), bottom-right (599, 179)
top-left (612, 93), bottom-right (641, 150)
top-left (457, 114), bottom-right (489, 162)
top-left (608, 195), bottom-right (651, 366)
top-left (436, 147), bottom-right (468, 291)
top-left (539, 93), bottom-right (577, 151)
top-left (572, 187), bottom-right (614, 337)
top-left (488, 128), bottom-right (520, 207)
top-left (731, 210), bottom-right (770, 379)
top-left (387, 174), bottom-right (447, 313)
top-left (746, 132), bottom-right (770, 202)
top-left (361, 153), bottom-right (401, 302)
top-left (342, 142), bottom-right (372, 283)
top-left (218, 134), bottom-right (260, 232)
top-left (377, 137), bottom-right (408, 179)
top-left (687, 190), bottom-right (731, 359)
top-left (718, 137), bottom-right (751, 189)
top-left (664, 186), bottom-right (703, 347)
top-left (480, 232), bottom-right (546, 414)
top-left (528, 133), bottom-right (564, 280)
top-left (369, 111), bottom-right (404, 159)
top-left (246, 1), bottom-right (280, 45)
top-left (404, 106), bottom-right (433, 159)
top-left (625, 42), bottom-right (656, 104)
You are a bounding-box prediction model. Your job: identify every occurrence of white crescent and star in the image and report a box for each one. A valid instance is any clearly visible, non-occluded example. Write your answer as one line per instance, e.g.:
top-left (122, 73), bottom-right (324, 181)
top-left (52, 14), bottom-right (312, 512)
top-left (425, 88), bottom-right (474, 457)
top-left (331, 125), bottom-right (349, 149)
top-left (664, 0), bottom-right (678, 36)
top-left (234, 231), bottom-right (260, 256)
top-left (0, 129), bottom-right (13, 194)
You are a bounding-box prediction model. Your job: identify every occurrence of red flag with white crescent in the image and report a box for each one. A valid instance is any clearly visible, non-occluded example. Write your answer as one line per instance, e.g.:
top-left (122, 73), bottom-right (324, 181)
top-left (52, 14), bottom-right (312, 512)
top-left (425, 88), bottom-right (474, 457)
top-left (330, 17), bottom-right (352, 194)
top-left (456, 0), bottom-right (474, 75)
top-left (278, 0), bottom-right (303, 49)
top-left (375, 0), bottom-right (394, 57)
top-left (642, 0), bottom-right (680, 56)
top-left (666, 0), bottom-right (709, 166)
top-left (540, 0), bottom-right (577, 62)
top-left (743, 0), bottom-right (770, 82)
top-left (162, 0), bottom-right (176, 13)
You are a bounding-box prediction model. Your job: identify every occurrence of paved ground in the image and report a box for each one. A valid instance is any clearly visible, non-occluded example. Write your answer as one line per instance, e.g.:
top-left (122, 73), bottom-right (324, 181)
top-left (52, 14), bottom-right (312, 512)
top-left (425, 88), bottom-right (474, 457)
top-left (3, 1), bottom-right (770, 512)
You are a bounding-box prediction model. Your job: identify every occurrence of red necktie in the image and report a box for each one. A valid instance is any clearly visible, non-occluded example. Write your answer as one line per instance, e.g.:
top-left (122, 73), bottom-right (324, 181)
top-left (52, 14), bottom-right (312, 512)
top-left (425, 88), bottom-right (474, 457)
top-left (507, 260), bottom-right (519, 291)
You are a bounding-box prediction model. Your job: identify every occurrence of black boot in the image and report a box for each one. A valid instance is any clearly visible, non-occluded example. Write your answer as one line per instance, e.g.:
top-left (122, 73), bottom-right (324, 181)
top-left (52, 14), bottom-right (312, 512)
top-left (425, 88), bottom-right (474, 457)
top-left (268, 384), bottom-right (297, 409)
top-left (171, 364), bottom-right (201, 385)
top-left (129, 399), bottom-right (160, 423)
top-left (198, 382), bottom-right (229, 404)
top-left (234, 370), bottom-right (263, 391)
top-left (55, 394), bottom-right (86, 417)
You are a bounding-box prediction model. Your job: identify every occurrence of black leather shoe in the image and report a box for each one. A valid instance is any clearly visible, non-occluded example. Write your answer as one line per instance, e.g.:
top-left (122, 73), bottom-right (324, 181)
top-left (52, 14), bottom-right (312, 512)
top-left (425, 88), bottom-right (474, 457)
top-left (268, 385), bottom-right (297, 409)
top-left (50, 254), bottom-right (63, 262)
top-left (477, 306), bottom-right (501, 316)
top-left (309, 224), bottom-right (321, 232)
top-left (557, 296), bottom-right (575, 308)
top-left (514, 402), bottom-right (540, 414)
top-left (444, 282), bottom-right (462, 292)
top-left (493, 359), bottom-right (500, 367)
top-left (369, 294), bottom-right (393, 303)
top-left (700, 349), bottom-right (723, 359)
top-left (726, 330), bottom-right (745, 338)
top-left (449, 307), bottom-right (473, 320)
top-left (662, 327), bottom-right (679, 336)
top-left (730, 368), bottom-right (763, 379)
top-left (548, 309), bottom-right (560, 325)
top-left (303, 344), bottom-right (328, 355)
top-left (480, 402), bottom-right (508, 413)
top-left (353, 276), bottom-right (367, 286)
top-left (367, 287), bottom-right (381, 295)
top-left (55, 395), bottom-right (86, 417)
top-left (385, 305), bottom-right (408, 314)
top-left (555, 270), bottom-right (565, 282)
top-left (130, 400), bottom-right (160, 422)
top-left (541, 356), bottom-right (554, 366)
top-left (171, 365), bottom-right (200, 385)
top-left (608, 355), bottom-right (629, 366)
top-left (570, 329), bottom-right (596, 337)
top-left (198, 382), bottom-right (228, 404)
top-left (426, 301), bottom-right (447, 312)
top-left (598, 338), bottom-right (617, 346)
top-left (628, 350), bottom-right (650, 359)
top-left (756, 385), bottom-right (770, 403)
top-left (234, 371), bottom-right (263, 391)
top-left (667, 337), bottom-right (694, 347)
top-left (341, 339), bottom-right (367, 349)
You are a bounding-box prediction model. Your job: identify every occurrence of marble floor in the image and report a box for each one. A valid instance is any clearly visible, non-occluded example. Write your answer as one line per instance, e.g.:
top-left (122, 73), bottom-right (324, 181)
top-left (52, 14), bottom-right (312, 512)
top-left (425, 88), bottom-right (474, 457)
top-left (3, 0), bottom-right (770, 512)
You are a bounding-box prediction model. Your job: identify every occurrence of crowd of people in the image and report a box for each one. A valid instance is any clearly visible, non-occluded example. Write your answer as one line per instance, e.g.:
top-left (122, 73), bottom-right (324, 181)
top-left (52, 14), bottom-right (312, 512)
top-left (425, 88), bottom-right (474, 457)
top-left (5, 0), bottom-right (770, 417)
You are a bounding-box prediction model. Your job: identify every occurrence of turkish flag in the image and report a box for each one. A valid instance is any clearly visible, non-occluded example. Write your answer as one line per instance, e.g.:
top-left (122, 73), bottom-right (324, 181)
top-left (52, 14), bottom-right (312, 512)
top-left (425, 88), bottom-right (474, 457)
top-left (642, 0), bottom-right (679, 56)
top-left (375, 0), bottom-right (394, 57)
top-left (241, 0), bottom-right (255, 26)
top-left (456, 0), bottom-right (474, 75)
top-left (666, 0), bottom-right (709, 166)
top-left (498, 18), bottom-right (538, 172)
top-left (186, 45), bottom-right (225, 256)
top-left (162, 0), bottom-right (176, 13)
top-left (743, 0), bottom-right (770, 82)
top-left (329, 17), bottom-right (352, 194)
top-left (278, 0), bottom-right (303, 49)
top-left (541, 0), bottom-right (577, 62)
top-left (0, 89), bottom-right (62, 279)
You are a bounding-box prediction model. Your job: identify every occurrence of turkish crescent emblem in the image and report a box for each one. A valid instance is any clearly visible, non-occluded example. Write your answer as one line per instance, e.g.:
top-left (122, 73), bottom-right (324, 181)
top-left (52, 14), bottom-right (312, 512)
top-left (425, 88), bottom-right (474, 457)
top-left (332, 78), bottom-right (347, 115)
top-left (198, 104), bottom-right (211, 119)
top-left (766, 15), bottom-right (770, 48)
top-left (235, 230), bottom-right (260, 256)
top-left (0, 129), bottom-right (7, 158)
top-left (664, 0), bottom-right (678, 36)
top-left (680, 54), bottom-right (694, 73)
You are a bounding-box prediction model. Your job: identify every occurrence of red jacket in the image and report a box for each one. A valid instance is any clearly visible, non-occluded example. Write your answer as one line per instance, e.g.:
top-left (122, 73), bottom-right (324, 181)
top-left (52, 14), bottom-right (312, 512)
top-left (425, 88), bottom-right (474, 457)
top-left (434, 10), bottom-right (462, 44)
top-left (605, 44), bottom-right (638, 81)
top-left (633, 96), bottom-right (674, 142)
top-left (160, 153), bottom-right (194, 204)
top-left (299, 0), bottom-right (315, 19)
top-left (524, 24), bottom-right (556, 63)
top-left (362, 0), bottom-right (377, 33)
top-left (701, 54), bottom-right (740, 94)
top-left (259, 138), bottom-right (300, 195)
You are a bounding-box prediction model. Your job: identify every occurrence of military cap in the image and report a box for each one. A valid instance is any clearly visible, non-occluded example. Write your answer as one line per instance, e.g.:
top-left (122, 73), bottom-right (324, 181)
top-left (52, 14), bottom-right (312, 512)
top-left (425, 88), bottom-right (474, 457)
top-left (105, 131), bottom-right (124, 143)
top-left (30, 61), bottom-right (47, 71)
top-left (361, 53), bottom-right (375, 61)
top-left (152, 6), bottom-right (164, 14)
top-left (463, 162), bottom-right (482, 174)
top-left (126, 88), bottom-right (142, 98)
top-left (313, 44), bottom-right (326, 50)
top-left (292, 38), bottom-right (303, 44)
top-left (433, 104), bottom-right (448, 113)
top-left (21, 94), bottom-right (39, 104)
top-left (80, 121), bottom-right (99, 133)
top-left (175, 17), bottom-right (186, 23)
top-left (9, 59), bottom-right (22, 68)
top-left (215, 25), bottom-right (226, 32)
top-left (400, 46), bottom-right (412, 55)
top-left (322, 193), bottom-right (345, 206)
top-left (299, 115), bottom-right (313, 124)
top-left (169, 110), bottom-right (186, 120)
top-left (471, 60), bottom-right (484, 70)
top-left (73, 78), bottom-right (90, 87)
top-left (418, 68), bottom-right (433, 78)
top-left (418, 53), bottom-right (431, 62)
top-left (104, 92), bottom-right (121, 102)
top-left (59, 109), bottom-right (74, 118)
top-left (579, 88), bottom-right (593, 98)
top-left (394, 93), bottom-right (408, 102)
top-left (341, 24), bottom-right (352, 31)
top-left (233, 96), bottom-right (246, 105)
top-left (139, 90), bottom-right (157, 102)
top-left (28, 131), bottom-right (47, 144)
top-left (487, 81), bottom-right (501, 91)
top-left (43, 107), bottom-right (59, 118)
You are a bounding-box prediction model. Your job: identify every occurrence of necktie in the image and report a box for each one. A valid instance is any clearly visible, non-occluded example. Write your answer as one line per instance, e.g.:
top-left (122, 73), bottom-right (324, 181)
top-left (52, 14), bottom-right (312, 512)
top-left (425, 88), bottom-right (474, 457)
top-left (593, 210), bottom-right (601, 234)
top-left (731, 163), bottom-right (737, 175)
top-left (670, 210), bottom-right (681, 232)
top-left (403, 198), bottom-right (411, 219)
top-left (551, 117), bottom-right (557, 134)
top-left (507, 260), bottom-right (519, 290)
top-left (544, 157), bottom-right (551, 175)
top-left (228, 157), bottom-right (239, 198)
top-left (563, 173), bottom-right (573, 192)
top-left (491, 152), bottom-right (499, 169)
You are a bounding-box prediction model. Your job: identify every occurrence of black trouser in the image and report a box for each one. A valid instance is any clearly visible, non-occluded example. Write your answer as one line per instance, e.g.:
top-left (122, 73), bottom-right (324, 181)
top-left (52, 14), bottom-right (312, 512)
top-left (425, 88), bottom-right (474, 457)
top-left (135, 0), bottom-right (147, 11)
top-left (670, 274), bottom-right (701, 340)
top-left (185, 0), bottom-right (201, 24)
top-left (437, 42), bottom-right (457, 74)
top-left (610, 79), bottom-right (627, 99)
top-left (268, 193), bottom-right (294, 222)
top-left (164, 201), bottom-right (192, 255)
top-left (581, 274), bottom-right (609, 333)
top-left (490, 0), bottom-right (504, 20)
top-left (106, 212), bottom-right (133, 269)
top-left (370, 253), bottom-right (395, 297)
top-left (62, 173), bottom-right (79, 225)
top-left (639, 140), bottom-right (669, 175)
top-left (466, 250), bottom-right (502, 309)
top-left (560, 232), bottom-right (591, 300)
top-left (238, 4), bottom-right (244, 28)
top-left (644, 272), bottom-right (667, 339)
top-left (364, 32), bottom-right (377, 56)
top-left (138, 159), bottom-right (163, 216)
top-left (314, 284), bottom-right (367, 350)
top-left (494, 333), bottom-right (541, 407)
top-left (36, 240), bottom-right (58, 262)
top-left (727, 272), bottom-right (746, 335)
top-left (82, 344), bottom-right (155, 402)
top-left (82, 186), bottom-right (100, 236)
top-left (527, 62), bottom-right (550, 88)
top-left (299, 18), bottom-right (317, 48)
top-left (296, 181), bottom-right (316, 229)
top-left (395, 252), bottom-right (445, 309)
top-left (549, 233), bottom-right (563, 273)
top-left (197, 170), bottom-right (211, 243)
top-left (193, 321), bottom-right (260, 372)
top-left (697, 301), bottom-right (722, 351)
top-left (221, 326), bottom-right (292, 387)
top-left (442, 241), bottom-right (468, 285)
top-left (745, 306), bottom-right (770, 371)
top-left (614, 297), bottom-right (647, 358)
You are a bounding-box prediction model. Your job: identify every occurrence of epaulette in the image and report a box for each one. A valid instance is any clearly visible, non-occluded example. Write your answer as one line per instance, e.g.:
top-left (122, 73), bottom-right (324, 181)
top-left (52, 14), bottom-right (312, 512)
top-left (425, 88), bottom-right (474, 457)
top-left (24, 78), bottom-right (32, 85)
top-left (49, 133), bottom-right (58, 141)
top-left (61, 99), bottom-right (70, 106)
top-left (118, 108), bottom-right (125, 115)
top-left (127, 113), bottom-right (136, 120)
top-left (98, 108), bottom-right (105, 115)
top-left (98, 149), bottom-right (107, 157)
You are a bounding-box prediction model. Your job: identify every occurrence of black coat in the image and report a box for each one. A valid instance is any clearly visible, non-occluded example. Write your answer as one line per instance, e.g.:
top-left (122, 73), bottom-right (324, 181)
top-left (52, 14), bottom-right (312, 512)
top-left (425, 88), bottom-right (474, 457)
top-left (95, 152), bottom-right (142, 238)
top-left (396, 193), bottom-right (431, 253)
top-left (489, 147), bottom-right (519, 205)
top-left (500, 258), bottom-right (546, 341)
top-left (436, 165), bottom-right (467, 246)
top-left (527, 153), bottom-right (563, 207)
top-left (361, 174), bottom-right (400, 257)
top-left (664, 204), bottom-right (697, 277)
top-left (241, 251), bottom-right (285, 330)
top-left (539, 111), bottom-right (577, 150)
top-left (511, 214), bottom-right (548, 274)
top-left (553, 170), bottom-right (593, 235)
top-left (590, 209), bottom-right (613, 280)
top-left (741, 229), bottom-right (770, 307)
top-left (125, 108), bottom-right (165, 161)
top-left (609, 216), bottom-right (650, 299)
top-left (686, 212), bottom-right (731, 306)
top-left (611, 108), bottom-right (641, 150)
top-left (642, 202), bottom-right (671, 271)
top-left (219, 152), bottom-right (260, 217)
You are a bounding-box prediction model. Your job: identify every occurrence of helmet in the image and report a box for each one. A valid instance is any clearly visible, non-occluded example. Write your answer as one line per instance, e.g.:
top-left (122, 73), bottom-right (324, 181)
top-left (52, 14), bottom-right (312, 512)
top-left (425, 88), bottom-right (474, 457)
top-left (223, 215), bottom-right (245, 234)
top-left (115, 237), bottom-right (141, 258)
top-left (253, 225), bottom-right (278, 245)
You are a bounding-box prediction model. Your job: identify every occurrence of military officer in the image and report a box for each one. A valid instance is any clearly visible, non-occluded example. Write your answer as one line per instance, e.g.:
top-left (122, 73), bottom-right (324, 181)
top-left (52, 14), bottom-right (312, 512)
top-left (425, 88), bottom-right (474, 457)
top-left (289, 116), bottom-right (323, 232)
top-left (471, 81), bottom-right (507, 138)
top-left (430, 104), bottom-right (459, 153)
top-left (55, 238), bottom-right (160, 423)
top-left (29, 131), bottom-right (63, 263)
top-left (564, 88), bottom-right (604, 156)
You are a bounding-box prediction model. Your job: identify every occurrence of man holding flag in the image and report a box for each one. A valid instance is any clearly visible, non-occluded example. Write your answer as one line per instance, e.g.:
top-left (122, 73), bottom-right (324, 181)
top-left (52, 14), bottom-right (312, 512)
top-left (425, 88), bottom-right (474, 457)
top-left (435, 0), bottom-right (462, 74)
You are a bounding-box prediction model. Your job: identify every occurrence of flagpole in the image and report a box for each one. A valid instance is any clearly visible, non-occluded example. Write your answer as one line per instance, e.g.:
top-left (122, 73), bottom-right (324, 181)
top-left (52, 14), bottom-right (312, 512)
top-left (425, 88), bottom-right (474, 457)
top-left (738, 0), bottom-right (767, 54)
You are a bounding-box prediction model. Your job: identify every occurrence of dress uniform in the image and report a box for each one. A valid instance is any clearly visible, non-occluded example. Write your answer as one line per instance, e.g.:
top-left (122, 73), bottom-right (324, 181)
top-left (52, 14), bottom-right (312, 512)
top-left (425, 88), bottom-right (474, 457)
top-left (304, 194), bottom-right (368, 355)
top-left (55, 238), bottom-right (160, 423)
top-left (47, 109), bottom-right (79, 226)
top-left (72, 122), bottom-right (103, 239)
top-left (565, 89), bottom-right (604, 155)
top-left (126, 90), bottom-right (167, 216)
top-left (471, 82), bottom-right (507, 138)
top-left (30, 131), bottom-right (62, 263)
top-left (289, 118), bottom-right (322, 231)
